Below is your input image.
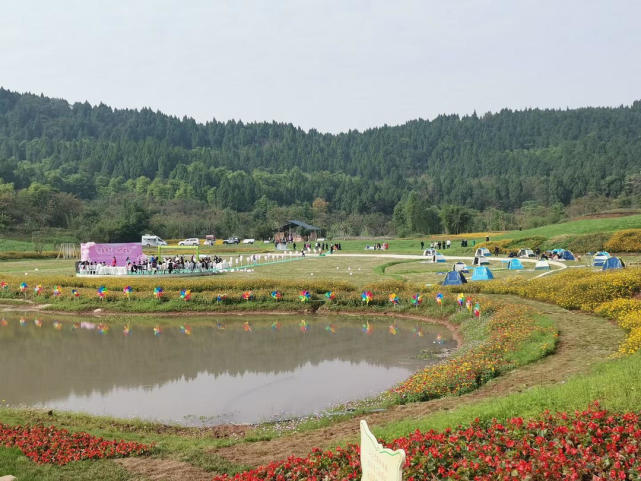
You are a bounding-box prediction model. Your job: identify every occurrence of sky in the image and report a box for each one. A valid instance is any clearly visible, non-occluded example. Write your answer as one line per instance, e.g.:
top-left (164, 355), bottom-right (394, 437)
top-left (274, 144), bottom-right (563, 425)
top-left (1, 0), bottom-right (640, 133)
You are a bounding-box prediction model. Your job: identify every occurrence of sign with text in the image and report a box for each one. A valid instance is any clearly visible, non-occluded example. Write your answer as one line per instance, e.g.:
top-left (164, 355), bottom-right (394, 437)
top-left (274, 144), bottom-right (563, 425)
top-left (360, 420), bottom-right (405, 481)
top-left (81, 242), bottom-right (143, 266)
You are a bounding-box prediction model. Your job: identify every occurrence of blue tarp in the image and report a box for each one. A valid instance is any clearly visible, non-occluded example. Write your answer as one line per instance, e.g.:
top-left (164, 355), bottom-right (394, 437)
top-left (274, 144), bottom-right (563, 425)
top-left (603, 257), bottom-right (624, 270)
top-left (507, 258), bottom-right (524, 270)
top-left (471, 266), bottom-right (494, 281)
top-left (442, 270), bottom-right (467, 286)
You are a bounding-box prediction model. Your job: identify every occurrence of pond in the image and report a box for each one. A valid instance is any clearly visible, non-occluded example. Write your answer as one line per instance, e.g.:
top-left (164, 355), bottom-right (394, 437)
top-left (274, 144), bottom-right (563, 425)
top-left (0, 313), bottom-right (455, 425)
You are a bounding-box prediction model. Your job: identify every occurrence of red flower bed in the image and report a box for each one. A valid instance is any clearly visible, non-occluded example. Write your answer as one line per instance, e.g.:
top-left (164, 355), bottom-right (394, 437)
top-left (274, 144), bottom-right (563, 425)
top-left (0, 423), bottom-right (152, 465)
top-left (214, 404), bottom-right (641, 480)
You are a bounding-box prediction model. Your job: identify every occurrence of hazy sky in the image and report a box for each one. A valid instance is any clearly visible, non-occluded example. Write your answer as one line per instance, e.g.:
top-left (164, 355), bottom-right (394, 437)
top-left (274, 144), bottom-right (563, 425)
top-left (1, 0), bottom-right (640, 133)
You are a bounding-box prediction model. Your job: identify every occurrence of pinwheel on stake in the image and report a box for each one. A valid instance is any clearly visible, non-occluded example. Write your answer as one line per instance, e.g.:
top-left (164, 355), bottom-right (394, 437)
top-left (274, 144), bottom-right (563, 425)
top-left (299, 290), bottom-right (311, 303)
top-left (361, 291), bottom-right (373, 305)
top-left (389, 293), bottom-right (399, 306)
top-left (411, 293), bottom-right (423, 307)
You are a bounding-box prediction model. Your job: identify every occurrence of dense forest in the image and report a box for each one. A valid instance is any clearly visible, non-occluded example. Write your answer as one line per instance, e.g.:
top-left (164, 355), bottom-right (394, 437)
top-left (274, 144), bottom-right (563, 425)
top-left (1, 88), bottom-right (641, 241)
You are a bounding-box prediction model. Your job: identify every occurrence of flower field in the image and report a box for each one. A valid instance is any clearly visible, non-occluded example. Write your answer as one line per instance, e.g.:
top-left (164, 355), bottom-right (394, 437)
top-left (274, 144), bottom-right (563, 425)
top-left (392, 301), bottom-right (558, 402)
top-left (213, 403), bottom-right (641, 481)
top-left (464, 267), bottom-right (641, 355)
top-left (0, 423), bottom-right (152, 465)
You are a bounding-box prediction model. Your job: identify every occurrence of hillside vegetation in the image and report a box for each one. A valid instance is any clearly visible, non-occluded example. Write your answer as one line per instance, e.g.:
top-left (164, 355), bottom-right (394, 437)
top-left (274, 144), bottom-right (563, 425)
top-left (2, 88), bottom-right (641, 240)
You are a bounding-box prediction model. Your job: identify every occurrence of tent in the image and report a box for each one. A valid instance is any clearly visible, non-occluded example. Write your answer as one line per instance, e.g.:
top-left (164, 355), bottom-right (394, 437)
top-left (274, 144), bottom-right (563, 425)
top-left (471, 266), bottom-right (494, 281)
top-left (534, 260), bottom-right (550, 270)
top-left (475, 247), bottom-right (491, 257)
top-left (602, 257), bottom-right (624, 270)
top-left (453, 262), bottom-right (469, 273)
top-left (517, 249), bottom-right (535, 258)
top-left (592, 251), bottom-right (611, 267)
top-left (560, 250), bottom-right (576, 261)
top-left (442, 270), bottom-right (467, 286)
top-left (507, 258), bottom-right (524, 270)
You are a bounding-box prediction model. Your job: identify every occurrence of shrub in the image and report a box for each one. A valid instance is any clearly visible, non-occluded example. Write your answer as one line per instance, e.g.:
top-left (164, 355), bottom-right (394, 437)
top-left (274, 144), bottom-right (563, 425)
top-left (605, 229), bottom-right (641, 252)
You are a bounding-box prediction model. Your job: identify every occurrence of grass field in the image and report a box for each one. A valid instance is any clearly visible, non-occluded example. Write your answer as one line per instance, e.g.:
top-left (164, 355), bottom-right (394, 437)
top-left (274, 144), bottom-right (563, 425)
top-left (3, 215), bottom-right (641, 480)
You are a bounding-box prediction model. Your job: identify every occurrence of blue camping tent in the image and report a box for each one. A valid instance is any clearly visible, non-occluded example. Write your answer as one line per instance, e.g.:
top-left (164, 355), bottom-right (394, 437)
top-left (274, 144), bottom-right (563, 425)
top-left (507, 258), bottom-right (523, 270)
top-left (603, 257), bottom-right (624, 270)
top-left (560, 250), bottom-right (575, 261)
top-left (442, 270), bottom-right (467, 286)
top-left (471, 266), bottom-right (494, 281)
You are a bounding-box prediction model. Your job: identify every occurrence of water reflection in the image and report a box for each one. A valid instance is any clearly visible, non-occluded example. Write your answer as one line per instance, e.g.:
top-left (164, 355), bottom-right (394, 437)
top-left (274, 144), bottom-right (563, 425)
top-left (0, 313), bottom-right (455, 425)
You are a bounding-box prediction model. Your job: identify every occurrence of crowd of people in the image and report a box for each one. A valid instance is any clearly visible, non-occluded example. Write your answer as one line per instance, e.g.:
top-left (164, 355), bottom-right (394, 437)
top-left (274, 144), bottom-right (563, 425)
top-left (76, 255), bottom-right (229, 276)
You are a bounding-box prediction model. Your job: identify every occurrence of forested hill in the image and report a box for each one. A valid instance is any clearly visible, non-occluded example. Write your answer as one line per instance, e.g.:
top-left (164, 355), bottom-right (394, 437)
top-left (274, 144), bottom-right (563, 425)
top-left (1, 87), bottom-right (641, 239)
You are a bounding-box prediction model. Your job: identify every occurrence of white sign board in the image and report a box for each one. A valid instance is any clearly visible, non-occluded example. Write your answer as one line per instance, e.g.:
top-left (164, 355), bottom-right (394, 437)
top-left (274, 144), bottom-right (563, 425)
top-left (360, 420), bottom-right (405, 481)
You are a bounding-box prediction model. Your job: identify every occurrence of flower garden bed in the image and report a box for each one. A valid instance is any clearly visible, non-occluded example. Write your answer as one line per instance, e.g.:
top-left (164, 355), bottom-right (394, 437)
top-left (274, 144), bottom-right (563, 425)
top-left (213, 403), bottom-right (641, 481)
top-left (0, 423), bottom-right (152, 465)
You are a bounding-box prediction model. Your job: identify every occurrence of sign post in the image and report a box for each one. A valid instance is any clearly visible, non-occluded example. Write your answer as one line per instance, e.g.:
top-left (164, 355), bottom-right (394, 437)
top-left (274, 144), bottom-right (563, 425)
top-left (360, 420), bottom-right (405, 481)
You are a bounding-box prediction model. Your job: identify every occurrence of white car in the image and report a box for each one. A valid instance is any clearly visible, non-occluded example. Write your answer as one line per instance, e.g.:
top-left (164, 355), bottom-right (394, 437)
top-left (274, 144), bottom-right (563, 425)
top-left (141, 235), bottom-right (167, 247)
top-left (179, 238), bottom-right (200, 246)
top-left (241, 238), bottom-right (255, 244)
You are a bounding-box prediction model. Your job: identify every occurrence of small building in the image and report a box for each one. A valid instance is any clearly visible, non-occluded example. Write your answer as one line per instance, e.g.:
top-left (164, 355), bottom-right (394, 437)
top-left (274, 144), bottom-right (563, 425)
top-left (275, 220), bottom-right (322, 243)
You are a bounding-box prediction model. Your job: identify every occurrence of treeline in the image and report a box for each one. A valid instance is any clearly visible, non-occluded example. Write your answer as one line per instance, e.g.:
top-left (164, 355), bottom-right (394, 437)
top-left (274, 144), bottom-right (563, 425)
top-left (1, 88), bottom-right (641, 240)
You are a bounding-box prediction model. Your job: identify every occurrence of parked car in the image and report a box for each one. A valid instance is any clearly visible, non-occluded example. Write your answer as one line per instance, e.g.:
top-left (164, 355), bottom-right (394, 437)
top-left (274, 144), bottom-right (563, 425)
top-left (241, 238), bottom-right (255, 244)
top-left (223, 237), bottom-right (240, 244)
top-left (179, 238), bottom-right (200, 246)
top-left (141, 235), bottom-right (167, 247)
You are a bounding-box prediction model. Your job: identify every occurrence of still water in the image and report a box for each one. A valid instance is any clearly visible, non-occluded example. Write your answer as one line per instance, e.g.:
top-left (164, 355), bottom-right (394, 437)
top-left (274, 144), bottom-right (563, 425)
top-left (0, 313), bottom-right (455, 425)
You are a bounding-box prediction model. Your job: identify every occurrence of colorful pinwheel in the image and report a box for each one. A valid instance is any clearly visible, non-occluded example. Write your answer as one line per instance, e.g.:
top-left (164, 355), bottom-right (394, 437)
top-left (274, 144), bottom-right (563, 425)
top-left (299, 290), bottom-right (311, 302)
top-left (457, 293), bottom-right (465, 307)
top-left (33, 284), bottom-right (43, 296)
top-left (216, 294), bottom-right (227, 303)
top-left (242, 291), bottom-right (254, 301)
top-left (325, 291), bottom-right (336, 301)
top-left (19, 282), bottom-right (28, 293)
top-left (270, 290), bottom-right (283, 300)
top-left (0, 281), bottom-right (8, 290)
top-left (153, 326), bottom-right (161, 336)
top-left (123, 286), bottom-right (133, 298)
top-left (179, 324), bottom-right (192, 335)
top-left (411, 293), bottom-right (423, 306)
top-left (436, 292), bottom-right (444, 305)
top-left (474, 302), bottom-right (481, 317)
top-left (71, 288), bottom-right (80, 298)
top-left (180, 289), bottom-right (191, 301)
top-left (96, 286), bottom-right (107, 299)
top-left (361, 291), bottom-right (373, 304)
top-left (389, 293), bottom-right (399, 305)
top-left (466, 297), bottom-right (473, 311)
top-left (154, 287), bottom-right (163, 299)
top-left (52, 286), bottom-right (62, 297)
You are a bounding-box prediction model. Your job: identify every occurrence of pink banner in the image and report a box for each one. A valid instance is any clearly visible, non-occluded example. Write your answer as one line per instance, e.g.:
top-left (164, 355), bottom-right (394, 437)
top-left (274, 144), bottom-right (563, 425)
top-left (81, 242), bottom-right (143, 266)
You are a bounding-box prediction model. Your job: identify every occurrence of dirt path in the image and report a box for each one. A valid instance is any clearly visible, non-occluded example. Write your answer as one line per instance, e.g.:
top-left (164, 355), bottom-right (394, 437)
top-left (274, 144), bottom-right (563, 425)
top-left (212, 298), bottom-right (623, 468)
